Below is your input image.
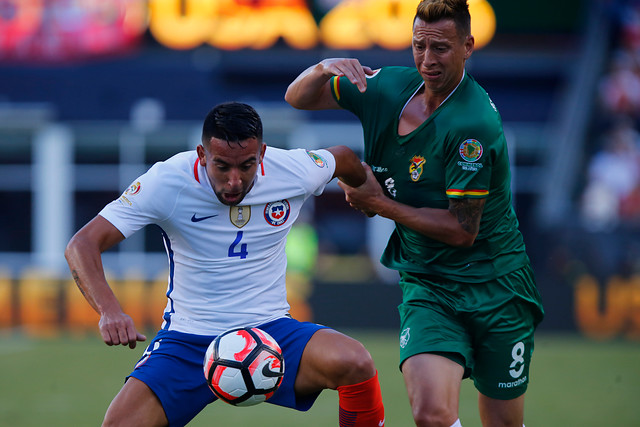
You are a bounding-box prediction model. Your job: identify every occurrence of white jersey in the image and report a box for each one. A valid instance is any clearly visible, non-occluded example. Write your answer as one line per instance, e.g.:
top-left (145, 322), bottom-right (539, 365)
top-left (99, 147), bottom-right (336, 335)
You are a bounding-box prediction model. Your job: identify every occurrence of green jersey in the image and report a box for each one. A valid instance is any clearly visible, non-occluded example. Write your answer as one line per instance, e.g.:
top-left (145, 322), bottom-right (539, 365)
top-left (330, 66), bottom-right (530, 282)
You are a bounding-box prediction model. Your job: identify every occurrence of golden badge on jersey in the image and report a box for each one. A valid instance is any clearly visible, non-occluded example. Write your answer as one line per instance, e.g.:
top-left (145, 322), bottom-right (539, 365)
top-left (230, 206), bottom-right (251, 228)
top-left (409, 155), bottom-right (426, 182)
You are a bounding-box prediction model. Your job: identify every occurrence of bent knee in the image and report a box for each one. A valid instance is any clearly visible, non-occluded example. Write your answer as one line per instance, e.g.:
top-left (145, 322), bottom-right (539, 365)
top-left (328, 340), bottom-right (376, 387)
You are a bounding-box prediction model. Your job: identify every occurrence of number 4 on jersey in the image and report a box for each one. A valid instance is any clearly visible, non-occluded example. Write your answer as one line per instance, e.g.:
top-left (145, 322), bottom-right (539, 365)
top-left (228, 231), bottom-right (248, 259)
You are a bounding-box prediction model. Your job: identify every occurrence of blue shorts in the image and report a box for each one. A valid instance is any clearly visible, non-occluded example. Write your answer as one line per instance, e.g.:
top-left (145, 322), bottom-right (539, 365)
top-left (129, 317), bottom-right (327, 426)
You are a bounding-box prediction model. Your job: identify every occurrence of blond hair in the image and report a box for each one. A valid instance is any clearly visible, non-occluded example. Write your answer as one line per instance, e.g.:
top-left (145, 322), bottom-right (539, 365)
top-left (415, 0), bottom-right (471, 38)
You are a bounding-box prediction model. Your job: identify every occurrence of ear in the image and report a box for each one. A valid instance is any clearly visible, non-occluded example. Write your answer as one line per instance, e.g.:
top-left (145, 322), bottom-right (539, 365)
top-left (464, 34), bottom-right (475, 60)
top-left (196, 144), bottom-right (207, 166)
top-left (258, 142), bottom-right (267, 163)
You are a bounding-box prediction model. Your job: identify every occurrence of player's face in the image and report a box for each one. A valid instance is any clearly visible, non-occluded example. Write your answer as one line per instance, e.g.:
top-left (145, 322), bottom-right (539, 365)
top-left (412, 18), bottom-right (474, 96)
top-left (198, 136), bottom-right (266, 206)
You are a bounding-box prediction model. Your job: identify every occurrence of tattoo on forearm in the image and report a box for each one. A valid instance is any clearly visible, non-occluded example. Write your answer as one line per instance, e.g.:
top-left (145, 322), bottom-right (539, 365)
top-left (71, 270), bottom-right (87, 298)
top-left (449, 198), bottom-right (483, 235)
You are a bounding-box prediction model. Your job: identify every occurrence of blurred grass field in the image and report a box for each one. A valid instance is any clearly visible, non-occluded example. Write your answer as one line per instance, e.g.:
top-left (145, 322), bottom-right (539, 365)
top-left (1, 331), bottom-right (639, 426)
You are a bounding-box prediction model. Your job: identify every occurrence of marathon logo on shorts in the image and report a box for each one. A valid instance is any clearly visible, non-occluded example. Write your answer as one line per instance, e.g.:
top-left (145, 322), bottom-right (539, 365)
top-left (498, 376), bottom-right (527, 389)
top-left (264, 200), bottom-right (290, 226)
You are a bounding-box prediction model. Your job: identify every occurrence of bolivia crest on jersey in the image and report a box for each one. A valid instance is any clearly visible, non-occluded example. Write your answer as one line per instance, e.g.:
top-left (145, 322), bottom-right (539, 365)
top-left (409, 156), bottom-right (426, 182)
top-left (459, 139), bottom-right (483, 162)
top-left (264, 200), bottom-right (290, 226)
top-left (230, 206), bottom-right (251, 228)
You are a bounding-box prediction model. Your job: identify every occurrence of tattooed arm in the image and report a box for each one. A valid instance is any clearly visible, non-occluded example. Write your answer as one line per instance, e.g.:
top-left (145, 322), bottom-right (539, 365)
top-left (65, 215), bottom-right (146, 348)
top-left (338, 163), bottom-right (485, 247)
top-left (448, 198), bottom-right (485, 238)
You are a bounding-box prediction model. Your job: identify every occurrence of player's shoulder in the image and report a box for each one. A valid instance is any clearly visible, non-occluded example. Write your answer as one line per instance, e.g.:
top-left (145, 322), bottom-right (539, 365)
top-left (370, 66), bottom-right (420, 82)
top-left (461, 74), bottom-right (499, 112)
top-left (147, 151), bottom-right (197, 178)
top-left (138, 150), bottom-right (197, 194)
top-left (264, 146), bottom-right (332, 168)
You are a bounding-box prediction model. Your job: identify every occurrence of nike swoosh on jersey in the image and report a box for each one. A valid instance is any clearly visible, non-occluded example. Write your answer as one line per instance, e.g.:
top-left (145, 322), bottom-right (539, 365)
top-left (261, 363), bottom-right (284, 378)
top-left (190, 213), bottom-right (218, 222)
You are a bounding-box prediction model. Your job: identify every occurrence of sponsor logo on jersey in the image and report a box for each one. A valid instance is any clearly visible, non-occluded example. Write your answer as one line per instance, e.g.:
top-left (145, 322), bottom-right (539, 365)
top-left (230, 206), bottom-right (251, 228)
top-left (459, 139), bottom-right (483, 162)
top-left (191, 213), bottom-right (218, 222)
top-left (124, 181), bottom-right (142, 196)
top-left (306, 150), bottom-right (327, 168)
top-left (457, 161), bottom-right (484, 172)
top-left (409, 155), bottom-right (426, 182)
top-left (264, 200), bottom-right (290, 226)
top-left (118, 181), bottom-right (141, 206)
top-left (385, 177), bottom-right (397, 198)
top-left (118, 195), bottom-right (132, 206)
top-left (400, 327), bottom-right (410, 348)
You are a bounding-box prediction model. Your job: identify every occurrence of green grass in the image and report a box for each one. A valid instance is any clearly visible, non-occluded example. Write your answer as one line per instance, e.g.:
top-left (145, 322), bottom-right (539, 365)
top-left (1, 331), bottom-right (639, 426)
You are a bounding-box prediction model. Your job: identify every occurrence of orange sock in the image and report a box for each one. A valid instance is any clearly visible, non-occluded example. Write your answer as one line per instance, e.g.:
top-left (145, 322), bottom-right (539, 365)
top-left (337, 371), bottom-right (385, 427)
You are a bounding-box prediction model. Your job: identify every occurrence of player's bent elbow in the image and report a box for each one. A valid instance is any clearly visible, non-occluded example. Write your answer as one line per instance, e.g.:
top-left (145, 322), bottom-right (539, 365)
top-left (283, 91), bottom-right (299, 108)
top-left (448, 232), bottom-right (477, 248)
top-left (284, 90), bottom-right (309, 110)
top-left (64, 232), bottom-right (95, 264)
top-left (64, 235), bottom-right (80, 263)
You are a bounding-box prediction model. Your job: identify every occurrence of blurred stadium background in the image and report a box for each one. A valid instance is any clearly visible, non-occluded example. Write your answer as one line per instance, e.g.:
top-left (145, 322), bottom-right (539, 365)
top-left (1, 0), bottom-right (640, 425)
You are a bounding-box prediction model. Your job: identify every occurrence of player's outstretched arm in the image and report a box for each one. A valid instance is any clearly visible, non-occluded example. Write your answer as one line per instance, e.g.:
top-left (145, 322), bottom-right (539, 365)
top-left (285, 58), bottom-right (374, 110)
top-left (325, 145), bottom-right (367, 188)
top-left (338, 163), bottom-right (485, 247)
top-left (65, 215), bottom-right (147, 348)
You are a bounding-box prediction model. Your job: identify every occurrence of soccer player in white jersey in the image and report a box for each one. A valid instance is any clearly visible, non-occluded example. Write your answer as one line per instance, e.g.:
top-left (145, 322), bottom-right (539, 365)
top-left (65, 102), bottom-right (385, 427)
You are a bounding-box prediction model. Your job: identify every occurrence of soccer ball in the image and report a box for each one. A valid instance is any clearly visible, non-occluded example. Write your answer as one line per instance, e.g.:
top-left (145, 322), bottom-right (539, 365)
top-left (204, 327), bottom-right (285, 406)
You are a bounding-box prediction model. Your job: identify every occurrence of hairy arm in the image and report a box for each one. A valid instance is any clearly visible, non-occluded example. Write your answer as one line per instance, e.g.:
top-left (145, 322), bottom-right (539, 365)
top-left (285, 58), bottom-right (374, 110)
top-left (65, 215), bottom-right (146, 348)
top-left (338, 163), bottom-right (485, 247)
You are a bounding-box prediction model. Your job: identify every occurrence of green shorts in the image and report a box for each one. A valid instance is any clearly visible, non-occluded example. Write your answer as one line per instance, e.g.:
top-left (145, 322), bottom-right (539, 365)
top-left (397, 264), bottom-right (544, 400)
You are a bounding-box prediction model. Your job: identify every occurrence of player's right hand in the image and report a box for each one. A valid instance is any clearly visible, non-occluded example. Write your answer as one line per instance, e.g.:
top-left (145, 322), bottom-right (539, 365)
top-left (319, 58), bottom-right (375, 93)
top-left (98, 311), bottom-right (147, 349)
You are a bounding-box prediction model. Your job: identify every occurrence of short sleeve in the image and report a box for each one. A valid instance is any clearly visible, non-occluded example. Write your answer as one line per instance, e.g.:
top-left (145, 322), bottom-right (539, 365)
top-left (99, 163), bottom-right (181, 237)
top-left (444, 137), bottom-right (492, 199)
top-left (295, 148), bottom-right (337, 196)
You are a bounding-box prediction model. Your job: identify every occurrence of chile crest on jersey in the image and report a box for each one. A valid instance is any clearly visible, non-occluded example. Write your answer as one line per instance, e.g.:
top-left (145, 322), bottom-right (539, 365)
top-left (264, 200), bottom-right (290, 226)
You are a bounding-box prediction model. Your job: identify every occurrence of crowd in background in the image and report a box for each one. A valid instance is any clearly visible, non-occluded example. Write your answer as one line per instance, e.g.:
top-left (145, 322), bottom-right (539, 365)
top-left (581, 0), bottom-right (640, 230)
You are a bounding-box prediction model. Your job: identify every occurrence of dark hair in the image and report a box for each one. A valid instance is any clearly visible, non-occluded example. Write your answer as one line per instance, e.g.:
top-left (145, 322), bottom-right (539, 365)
top-left (415, 0), bottom-right (471, 38)
top-left (201, 102), bottom-right (263, 146)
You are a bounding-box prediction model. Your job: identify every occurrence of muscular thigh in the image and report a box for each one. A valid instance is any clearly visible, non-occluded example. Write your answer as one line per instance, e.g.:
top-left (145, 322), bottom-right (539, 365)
top-left (104, 377), bottom-right (168, 427)
top-left (397, 273), bottom-right (475, 374)
top-left (467, 266), bottom-right (543, 400)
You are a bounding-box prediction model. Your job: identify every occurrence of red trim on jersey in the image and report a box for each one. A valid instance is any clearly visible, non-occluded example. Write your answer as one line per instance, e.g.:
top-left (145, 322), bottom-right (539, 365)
top-left (260, 161), bottom-right (265, 176)
top-left (193, 159), bottom-right (200, 183)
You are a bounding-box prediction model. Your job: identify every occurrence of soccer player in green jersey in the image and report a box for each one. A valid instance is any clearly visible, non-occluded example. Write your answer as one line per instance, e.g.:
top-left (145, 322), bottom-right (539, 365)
top-left (285, 1), bottom-right (544, 426)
